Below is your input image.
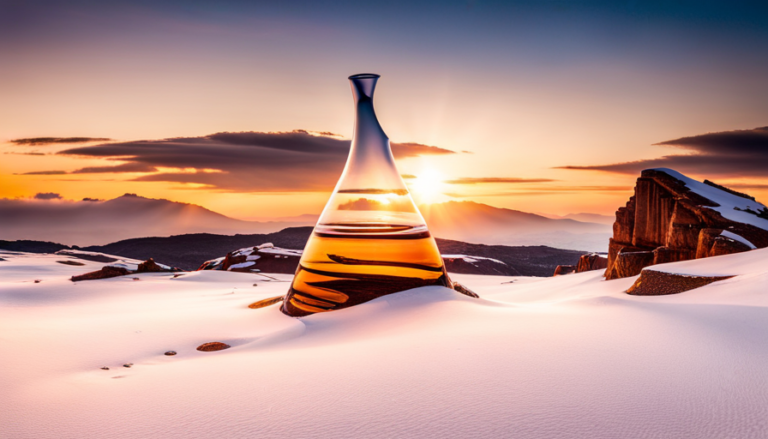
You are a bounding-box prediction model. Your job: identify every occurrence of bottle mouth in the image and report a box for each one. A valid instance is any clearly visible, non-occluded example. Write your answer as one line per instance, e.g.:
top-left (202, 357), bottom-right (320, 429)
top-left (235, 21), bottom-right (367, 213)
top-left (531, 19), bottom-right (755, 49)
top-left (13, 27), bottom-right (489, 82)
top-left (349, 73), bottom-right (380, 79)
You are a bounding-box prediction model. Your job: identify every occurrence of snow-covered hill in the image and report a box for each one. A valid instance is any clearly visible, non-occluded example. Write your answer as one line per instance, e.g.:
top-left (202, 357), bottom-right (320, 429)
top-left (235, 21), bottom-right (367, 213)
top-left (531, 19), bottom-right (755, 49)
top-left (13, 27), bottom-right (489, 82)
top-left (2, 247), bottom-right (767, 438)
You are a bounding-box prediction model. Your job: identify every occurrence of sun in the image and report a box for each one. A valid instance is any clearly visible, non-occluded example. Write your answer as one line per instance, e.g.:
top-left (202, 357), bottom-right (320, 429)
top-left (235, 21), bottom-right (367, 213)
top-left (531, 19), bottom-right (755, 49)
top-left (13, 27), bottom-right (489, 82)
top-left (410, 169), bottom-right (447, 205)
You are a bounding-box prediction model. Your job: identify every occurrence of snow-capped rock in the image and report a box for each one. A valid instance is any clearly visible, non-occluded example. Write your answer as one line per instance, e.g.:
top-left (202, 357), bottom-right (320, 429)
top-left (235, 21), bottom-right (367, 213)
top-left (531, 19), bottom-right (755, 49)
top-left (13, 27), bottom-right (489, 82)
top-left (605, 168), bottom-right (768, 280)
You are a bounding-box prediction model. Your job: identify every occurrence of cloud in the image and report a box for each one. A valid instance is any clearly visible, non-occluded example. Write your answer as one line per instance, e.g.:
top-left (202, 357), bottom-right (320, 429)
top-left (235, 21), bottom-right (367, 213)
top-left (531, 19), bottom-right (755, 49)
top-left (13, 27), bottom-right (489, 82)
top-left (55, 130), bottom-right (457, 192)
top-left (34, 192), bottom-right (62, 200)
top-left (654, 126), bottom-right (768, 154)
top-left (19, 170), bottom-right (68, 175)
top-left (444, 185), bottom-right (632, 198)
top-left (71, 163), bottom-right (158, 174)
top-left (445, 177), bottom-right (556, 184)
top-left (557, 126), bottom-right (768, 178)
top-left (389, 142), bottom-right (456, 158)
top-left (10, 137), bottom-right (111, 146)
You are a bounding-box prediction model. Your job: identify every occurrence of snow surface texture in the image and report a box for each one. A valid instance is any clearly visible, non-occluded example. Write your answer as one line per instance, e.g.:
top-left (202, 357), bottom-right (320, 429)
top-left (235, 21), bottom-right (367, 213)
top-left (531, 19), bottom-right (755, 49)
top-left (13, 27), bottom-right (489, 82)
top-left (441, 254), bottom-right (507, 265)
top-left (2, 248), bottom-right (768, 439)
top-left (652, 168), bottom-right (768, 231)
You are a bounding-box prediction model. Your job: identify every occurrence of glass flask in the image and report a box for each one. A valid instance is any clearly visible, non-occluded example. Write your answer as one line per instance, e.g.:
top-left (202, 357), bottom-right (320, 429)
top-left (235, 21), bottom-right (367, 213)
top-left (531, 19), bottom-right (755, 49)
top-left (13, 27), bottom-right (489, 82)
top-left (282, 73), bottom-right (452, 317)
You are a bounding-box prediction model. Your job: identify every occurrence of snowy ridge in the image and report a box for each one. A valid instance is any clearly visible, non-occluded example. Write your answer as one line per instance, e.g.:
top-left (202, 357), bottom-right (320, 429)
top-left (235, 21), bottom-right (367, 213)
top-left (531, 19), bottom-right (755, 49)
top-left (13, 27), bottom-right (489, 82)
top-left (441, 254), bottom-right (507, 265)
top-left (3, 248), bottom-right (768, 438)
top-left (54, 248), bottom-right (160, 271)
top-left (650, 168), bottom-right (768, 231)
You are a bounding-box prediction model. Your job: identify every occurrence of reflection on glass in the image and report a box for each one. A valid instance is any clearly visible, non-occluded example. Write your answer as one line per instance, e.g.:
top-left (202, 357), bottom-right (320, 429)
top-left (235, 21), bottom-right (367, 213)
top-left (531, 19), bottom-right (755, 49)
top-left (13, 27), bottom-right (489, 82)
top-left (282, 73), bottom-right (451, 317)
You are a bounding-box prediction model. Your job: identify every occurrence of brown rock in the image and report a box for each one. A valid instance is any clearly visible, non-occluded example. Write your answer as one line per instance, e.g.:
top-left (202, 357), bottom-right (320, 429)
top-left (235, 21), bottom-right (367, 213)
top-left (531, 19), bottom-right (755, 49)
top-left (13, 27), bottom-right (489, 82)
top-left (696, 228), bottom-right (723, 259)
top-left (610, 249), bottom-right (654, 279)
top-left (666, 202), bottom-right (703, 250)
top-left (196, 342), bottom-right (231, 352)
top-left (605, 239), bottom-right (626, 277)
top-left (248, 295), bottom-right (284, 309)
top-left (708, 236), bottom-right (751, 257)
top-left (56, 260), bottom-right (86, 266)
top-left (164, 351), bottom-right (177, 356)
top-left (71, 265), bottom-right (130, 282)
top-left (553, 265), bottom-right (576, 276)
top-left (604, 169), bottom-right (768, 280)
top-left (136, 258), bottom-right (165, 273)
top-left (442, 256), bottom-right (519, 276)
top-left (632, 177), bottom-right (676, 248)
top-left (652, 246), bottom-right (694, 265)
top-left (199, 244), bottom-right (304, 274)
top-left (613, 199), bottom-right (636, 244)
top-left (627, 270), bottom-right (734, 296)
top-left (575, 254), bottom-right (608, 273)
top-left (222, 253), bottom-right (249, 271)
top-left (452, 282), bottom-right (480, 298)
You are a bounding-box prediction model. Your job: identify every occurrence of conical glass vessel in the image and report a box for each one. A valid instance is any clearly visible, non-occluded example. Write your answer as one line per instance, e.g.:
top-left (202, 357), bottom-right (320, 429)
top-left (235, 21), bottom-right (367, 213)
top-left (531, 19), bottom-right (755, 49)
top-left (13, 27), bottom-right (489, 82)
top-left (282, 73), bottom-right (452, 317)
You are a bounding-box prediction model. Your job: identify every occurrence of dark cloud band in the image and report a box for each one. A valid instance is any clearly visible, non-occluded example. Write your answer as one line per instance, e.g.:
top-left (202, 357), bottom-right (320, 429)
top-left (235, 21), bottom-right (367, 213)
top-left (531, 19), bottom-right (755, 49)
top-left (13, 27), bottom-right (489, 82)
top-left (49, 130), bottom-right (456, 192)
top-left (445, 177), bottom-right (556, 184)
top-left (557, 126), bottom-right (768, 178)
top-left (10, 137), bottom-right (112, 146)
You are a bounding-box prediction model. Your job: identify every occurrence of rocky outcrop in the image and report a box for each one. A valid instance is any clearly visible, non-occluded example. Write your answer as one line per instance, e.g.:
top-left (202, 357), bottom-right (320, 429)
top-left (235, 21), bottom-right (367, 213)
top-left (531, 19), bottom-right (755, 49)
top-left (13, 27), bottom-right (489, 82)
top-left (553, 265), bottom-right (576, 276)
top-left (196, 342), bottom-right (230, 352)
top-left (553, 254), bottom-right (607, 276)
top-left (441, 255), bottom-right (518, 276)
top-left (248, 296), bottom-right (285, 309)
top-left (605, 169), bottom-right (768, 280)
top-left (71, 257), bottom-right (181, 281)
top-left (576, 254), bottom-right (608, 272)
top-left (71, 265), bottom-right (130, 281)
top-left (626, 270), bottom-right (734, 296)
top-left (200, 243), bottom-right (522, 276)
top-left (198, 243), bottom-right (302, 274)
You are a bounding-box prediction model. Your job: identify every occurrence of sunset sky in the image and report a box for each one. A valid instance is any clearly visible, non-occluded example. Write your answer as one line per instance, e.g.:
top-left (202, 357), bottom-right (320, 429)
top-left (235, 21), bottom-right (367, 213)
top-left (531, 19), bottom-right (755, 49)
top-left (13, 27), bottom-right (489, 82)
top-left (2, 0), bottom-right (767, 220)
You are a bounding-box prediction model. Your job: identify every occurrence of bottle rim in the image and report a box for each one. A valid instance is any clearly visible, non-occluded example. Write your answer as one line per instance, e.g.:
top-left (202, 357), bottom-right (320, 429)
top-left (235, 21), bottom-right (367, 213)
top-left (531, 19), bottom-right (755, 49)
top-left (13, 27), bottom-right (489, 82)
top-left (348, 73), bottom-right (380, 79)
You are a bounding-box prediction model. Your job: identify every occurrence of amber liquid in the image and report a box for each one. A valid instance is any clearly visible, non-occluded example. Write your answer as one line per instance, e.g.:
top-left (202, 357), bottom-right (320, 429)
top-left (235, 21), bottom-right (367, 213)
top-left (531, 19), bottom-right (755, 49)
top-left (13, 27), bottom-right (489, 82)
top-left (283, 225), bottom-right (450, 317)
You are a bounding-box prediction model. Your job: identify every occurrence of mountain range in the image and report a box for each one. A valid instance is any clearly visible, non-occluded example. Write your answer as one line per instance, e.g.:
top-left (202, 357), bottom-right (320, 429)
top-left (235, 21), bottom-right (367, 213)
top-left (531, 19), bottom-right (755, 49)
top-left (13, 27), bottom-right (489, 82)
top-left (0, 194), bottom-right (611, 251)
top-left (0, 227), bottom-right (585, 277)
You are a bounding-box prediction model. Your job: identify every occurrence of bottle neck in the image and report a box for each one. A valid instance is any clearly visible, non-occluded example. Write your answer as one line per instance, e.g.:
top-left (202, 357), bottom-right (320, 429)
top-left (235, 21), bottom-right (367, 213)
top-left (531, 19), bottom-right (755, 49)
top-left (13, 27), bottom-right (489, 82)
top-left (333, 75), bottom-right (405, 193)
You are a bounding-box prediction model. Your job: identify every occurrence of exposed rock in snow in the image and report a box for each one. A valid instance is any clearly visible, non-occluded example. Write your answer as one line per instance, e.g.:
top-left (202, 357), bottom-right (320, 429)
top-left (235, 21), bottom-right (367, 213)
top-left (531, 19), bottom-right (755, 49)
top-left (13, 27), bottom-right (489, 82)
top-left (605, 168), bottom-right (768, 279)
top-left (228, 261), bottom-right (256, 270)
top-left (201, 244), bottom-right (521, 276)
top-left (71, 265), bottom-right (131, 281)
top-left (554, 253), bottom-right (609, 276)
top-left (441, 254), bottom-right (517, 276)
top-left (553, 265), bottom-right (576, 276)
top-left (196, 342), bottom-right (230, 352)
top-left (247, 295), bottom-right (285, 309)
top-left (56, 260), bottom-right (85, 266)
top-left (4, 248), bottom-right (768, 438)
top-left (70, 257), bottom-right (181, 282)
top-left (198, 244), bottom-right (302, 274)
top-left (576, 253), bottom-right (608, 273)
top-left (626, 270), bottom-right (734, 296)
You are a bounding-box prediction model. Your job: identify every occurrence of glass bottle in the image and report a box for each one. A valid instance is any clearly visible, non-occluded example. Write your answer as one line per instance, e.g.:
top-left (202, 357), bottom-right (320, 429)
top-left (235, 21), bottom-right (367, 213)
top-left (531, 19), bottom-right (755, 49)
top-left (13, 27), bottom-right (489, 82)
top-left (282, 73), bottom-right (452, 317)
